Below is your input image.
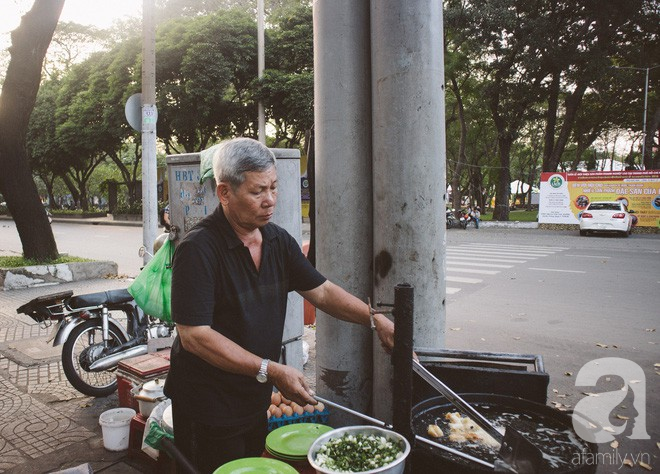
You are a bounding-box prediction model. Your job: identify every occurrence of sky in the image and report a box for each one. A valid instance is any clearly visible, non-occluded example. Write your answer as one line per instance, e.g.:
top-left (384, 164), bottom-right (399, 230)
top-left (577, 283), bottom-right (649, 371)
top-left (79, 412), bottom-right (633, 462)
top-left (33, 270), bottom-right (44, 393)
top-left (1, 0), bottom-right (142, 47)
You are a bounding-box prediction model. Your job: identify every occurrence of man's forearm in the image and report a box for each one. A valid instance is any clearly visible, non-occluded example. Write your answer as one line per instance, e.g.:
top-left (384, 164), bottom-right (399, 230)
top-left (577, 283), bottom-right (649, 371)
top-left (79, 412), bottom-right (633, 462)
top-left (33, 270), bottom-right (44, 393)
top-left (177, 324), bottom-right (262, 377)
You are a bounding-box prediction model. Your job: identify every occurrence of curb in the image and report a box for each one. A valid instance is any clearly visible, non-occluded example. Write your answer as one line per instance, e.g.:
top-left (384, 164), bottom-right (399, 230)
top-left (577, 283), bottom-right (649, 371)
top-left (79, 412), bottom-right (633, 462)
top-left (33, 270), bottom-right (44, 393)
top-left (479, 221), bottom-right (539, 229)
top-left (0, 215), bottom-right (142, 227)
top-left (0, 261), bottom-right (118, 291)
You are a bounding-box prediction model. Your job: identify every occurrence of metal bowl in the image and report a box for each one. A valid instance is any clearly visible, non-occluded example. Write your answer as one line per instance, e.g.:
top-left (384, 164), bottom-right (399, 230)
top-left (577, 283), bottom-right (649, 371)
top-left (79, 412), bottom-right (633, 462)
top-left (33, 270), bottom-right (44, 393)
top-left (307, 425), bottom-right (411, 474)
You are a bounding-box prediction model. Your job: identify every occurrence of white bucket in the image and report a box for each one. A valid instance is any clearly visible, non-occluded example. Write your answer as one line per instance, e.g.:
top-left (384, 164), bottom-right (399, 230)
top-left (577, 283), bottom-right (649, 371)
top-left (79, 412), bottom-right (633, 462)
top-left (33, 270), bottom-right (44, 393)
top-left (99, 408), bottom-right (136, 451)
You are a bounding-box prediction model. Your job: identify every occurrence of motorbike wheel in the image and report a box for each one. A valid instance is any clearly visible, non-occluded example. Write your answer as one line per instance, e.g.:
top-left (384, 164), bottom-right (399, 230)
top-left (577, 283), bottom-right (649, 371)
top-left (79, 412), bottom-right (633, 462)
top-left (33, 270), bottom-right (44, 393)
top-left (466, 219), bottom-right (478, 229)
top-left (62, 319), bottom-right (128, 397)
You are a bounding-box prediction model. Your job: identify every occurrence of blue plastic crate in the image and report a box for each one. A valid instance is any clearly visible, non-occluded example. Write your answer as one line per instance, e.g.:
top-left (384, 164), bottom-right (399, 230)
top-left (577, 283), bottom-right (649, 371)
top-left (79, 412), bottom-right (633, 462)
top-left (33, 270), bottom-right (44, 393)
top-left (267, 409), bottom-right (330, 431)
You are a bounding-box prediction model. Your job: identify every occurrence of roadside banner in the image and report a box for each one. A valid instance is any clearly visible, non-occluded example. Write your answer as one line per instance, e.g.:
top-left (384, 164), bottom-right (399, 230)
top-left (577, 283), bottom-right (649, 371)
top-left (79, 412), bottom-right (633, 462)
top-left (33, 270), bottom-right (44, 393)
top-left (539, 171), bottom-right (660, 227)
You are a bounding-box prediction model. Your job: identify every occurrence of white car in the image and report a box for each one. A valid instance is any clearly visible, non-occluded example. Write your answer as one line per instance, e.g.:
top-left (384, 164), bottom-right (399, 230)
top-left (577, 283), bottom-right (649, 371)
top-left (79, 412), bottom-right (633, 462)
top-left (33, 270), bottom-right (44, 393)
top-left (579, 201), bottom-right (633, 237)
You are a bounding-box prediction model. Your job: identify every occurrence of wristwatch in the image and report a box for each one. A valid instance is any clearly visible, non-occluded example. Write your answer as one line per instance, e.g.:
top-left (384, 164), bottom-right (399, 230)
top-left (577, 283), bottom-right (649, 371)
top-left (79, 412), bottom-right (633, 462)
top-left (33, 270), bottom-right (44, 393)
top-left (256, 359), bottom-right (269, 383)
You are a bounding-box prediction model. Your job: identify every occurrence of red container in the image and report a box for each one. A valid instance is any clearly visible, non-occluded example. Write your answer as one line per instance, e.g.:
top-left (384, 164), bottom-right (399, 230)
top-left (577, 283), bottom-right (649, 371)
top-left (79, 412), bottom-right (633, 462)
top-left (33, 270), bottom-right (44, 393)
top-left (117, 353), bottom-right (170, 411)
top-left (129, 413), bottom-right (147, 454)
top-left (302, 241), bottom-right (316, 325)
top-left (128, 413), bottom-right (174, 472)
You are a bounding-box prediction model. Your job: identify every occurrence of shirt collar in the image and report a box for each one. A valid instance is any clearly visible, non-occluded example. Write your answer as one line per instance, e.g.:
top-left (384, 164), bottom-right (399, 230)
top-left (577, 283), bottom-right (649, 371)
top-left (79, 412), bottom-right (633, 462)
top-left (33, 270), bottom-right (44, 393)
top-left (211, 205), bottom-right (277, 249)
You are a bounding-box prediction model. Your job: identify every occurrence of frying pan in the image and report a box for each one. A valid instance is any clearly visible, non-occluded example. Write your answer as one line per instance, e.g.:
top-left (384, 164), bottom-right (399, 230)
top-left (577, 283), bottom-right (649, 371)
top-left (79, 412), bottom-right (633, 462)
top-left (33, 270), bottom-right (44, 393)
top-left (412, 359), bottom-right (543, 473)
top-left (411, 394), bottom-right (597, 474)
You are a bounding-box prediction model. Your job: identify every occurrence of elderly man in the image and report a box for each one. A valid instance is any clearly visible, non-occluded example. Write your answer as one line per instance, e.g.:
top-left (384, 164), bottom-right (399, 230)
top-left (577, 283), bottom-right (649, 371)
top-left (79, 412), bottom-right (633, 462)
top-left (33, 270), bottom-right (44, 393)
top-left (164, 137), bottom-right (394, 473)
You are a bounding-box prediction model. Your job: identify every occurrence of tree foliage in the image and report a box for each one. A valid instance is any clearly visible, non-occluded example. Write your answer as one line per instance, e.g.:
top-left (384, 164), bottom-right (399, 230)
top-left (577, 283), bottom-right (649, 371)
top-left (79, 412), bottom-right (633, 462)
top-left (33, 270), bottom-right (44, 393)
top-left (444, 0), bottom-right (659, 219)
top-left (0, 0), bottom-right (63, 260)
top-left (11, 0), bottom-right (658, 239)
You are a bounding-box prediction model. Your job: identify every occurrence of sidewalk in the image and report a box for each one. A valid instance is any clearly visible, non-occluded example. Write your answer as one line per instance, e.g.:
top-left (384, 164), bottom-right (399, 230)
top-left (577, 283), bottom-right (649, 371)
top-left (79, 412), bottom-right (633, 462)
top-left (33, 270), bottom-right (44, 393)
top-left (0, 277), bottom-right (318, 473)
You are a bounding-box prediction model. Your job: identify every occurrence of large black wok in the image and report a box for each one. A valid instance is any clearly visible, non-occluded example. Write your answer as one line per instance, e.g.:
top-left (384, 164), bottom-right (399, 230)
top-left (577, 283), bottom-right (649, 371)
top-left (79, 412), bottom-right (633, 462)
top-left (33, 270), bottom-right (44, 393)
top-left (409, 394), bottom-right (598, 474)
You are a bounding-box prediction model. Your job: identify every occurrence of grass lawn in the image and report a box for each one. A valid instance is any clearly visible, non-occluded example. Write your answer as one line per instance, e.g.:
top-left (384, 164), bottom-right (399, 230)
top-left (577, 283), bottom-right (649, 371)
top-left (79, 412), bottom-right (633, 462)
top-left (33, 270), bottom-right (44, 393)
top-left (0, 255), bottom-right (91, 268)
top-left (480, 209), bottom-right (538, 222)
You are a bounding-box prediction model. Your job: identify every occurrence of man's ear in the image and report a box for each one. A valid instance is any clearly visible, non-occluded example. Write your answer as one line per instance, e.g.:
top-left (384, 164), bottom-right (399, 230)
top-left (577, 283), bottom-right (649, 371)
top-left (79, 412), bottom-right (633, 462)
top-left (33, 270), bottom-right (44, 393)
top-left (216, 183), bottom-right (230, 205)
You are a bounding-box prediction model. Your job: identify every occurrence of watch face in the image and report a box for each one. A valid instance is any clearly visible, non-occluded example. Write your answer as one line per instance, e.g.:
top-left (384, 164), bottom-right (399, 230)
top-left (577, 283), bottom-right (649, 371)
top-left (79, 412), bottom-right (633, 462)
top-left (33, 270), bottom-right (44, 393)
top-left (257, 373), bottom-right (267, 383)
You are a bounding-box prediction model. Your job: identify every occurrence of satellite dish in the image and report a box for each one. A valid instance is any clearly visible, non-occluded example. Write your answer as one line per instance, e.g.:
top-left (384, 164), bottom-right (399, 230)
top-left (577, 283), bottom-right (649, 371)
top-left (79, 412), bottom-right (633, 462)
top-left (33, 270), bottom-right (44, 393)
top-left (125, 93), bottom-right (142, 132)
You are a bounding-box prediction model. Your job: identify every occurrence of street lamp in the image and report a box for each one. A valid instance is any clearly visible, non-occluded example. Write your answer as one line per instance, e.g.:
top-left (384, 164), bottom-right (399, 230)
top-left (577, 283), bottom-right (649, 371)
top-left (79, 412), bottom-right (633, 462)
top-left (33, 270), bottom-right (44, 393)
top-left (611, 64), bottom-right (660, 164)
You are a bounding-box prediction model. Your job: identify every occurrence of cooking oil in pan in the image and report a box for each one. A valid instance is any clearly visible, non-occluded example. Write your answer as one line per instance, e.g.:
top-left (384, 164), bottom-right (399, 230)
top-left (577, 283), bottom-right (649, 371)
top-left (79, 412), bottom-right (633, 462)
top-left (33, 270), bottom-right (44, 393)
top-left (414, 402), bottom-right (594, 472)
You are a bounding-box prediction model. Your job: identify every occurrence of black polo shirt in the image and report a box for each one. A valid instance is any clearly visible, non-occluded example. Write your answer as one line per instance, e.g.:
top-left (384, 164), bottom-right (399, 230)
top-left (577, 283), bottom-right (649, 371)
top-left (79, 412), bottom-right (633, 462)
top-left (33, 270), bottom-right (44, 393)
top-left (163, 205), bottom-right (325, 426)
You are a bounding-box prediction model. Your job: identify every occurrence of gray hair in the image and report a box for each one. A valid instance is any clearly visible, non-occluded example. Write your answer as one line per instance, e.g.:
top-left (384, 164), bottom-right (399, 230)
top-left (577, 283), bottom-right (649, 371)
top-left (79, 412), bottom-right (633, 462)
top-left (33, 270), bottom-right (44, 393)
top-left (213, 138), bottom-right (276, 188)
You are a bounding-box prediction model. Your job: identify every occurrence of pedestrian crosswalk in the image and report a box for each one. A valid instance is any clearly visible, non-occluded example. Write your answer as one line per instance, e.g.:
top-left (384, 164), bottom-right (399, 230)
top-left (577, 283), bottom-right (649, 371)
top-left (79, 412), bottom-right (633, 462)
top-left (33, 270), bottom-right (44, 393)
top-left (445, 243), bottom-right (568, 295)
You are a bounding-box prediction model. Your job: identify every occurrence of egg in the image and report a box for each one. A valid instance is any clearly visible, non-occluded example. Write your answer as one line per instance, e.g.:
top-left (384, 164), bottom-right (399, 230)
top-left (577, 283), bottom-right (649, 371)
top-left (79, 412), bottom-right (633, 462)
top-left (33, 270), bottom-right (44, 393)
top-left (271, 406), bottom-right (282, 418)
top-left (271, 391), bottom-right (282, 406)
top-left (291, 402), bottom-right (304, 416)
top-left (281, 405), bottom-right (293, 417)
top-left (267, 410), bottom-right (271, 419)
top-left (280, 394), bottom-right (291, 405)
top-left (268, 403), bottom-right (277, 413)
top-left (314, 402), bottom-right (325, 412)
top-left (303, 404), bottom-right (315, 414)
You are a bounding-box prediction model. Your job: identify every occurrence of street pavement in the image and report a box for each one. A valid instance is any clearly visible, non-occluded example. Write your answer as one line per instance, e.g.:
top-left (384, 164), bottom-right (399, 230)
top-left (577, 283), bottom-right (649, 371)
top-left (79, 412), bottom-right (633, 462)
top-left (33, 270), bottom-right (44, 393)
top-left (0, 218), bottom-right (657, 473)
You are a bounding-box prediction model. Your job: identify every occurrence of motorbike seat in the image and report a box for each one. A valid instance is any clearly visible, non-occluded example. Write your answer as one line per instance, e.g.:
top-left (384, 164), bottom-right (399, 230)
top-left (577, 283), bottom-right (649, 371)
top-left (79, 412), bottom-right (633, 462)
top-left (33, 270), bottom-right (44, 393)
top-left (69, 289), bottom-right (134, 309)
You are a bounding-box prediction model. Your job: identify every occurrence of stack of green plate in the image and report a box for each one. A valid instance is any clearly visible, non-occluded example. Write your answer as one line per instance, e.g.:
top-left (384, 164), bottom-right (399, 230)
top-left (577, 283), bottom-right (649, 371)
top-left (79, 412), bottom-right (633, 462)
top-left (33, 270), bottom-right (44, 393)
top-left (213, 457), bottom-right (298, 474)
top-left (265, 423), bottom-right (333, 462)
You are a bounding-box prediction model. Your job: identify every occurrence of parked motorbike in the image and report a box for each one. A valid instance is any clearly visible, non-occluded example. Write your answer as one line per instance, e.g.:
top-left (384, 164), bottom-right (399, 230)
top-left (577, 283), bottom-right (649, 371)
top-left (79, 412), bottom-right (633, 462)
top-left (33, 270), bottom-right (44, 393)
top-left (446, 209), bottom-right (465, 229)
top-left (460, 209), bottom-right (478, 229)
top-left (17, 288), bottom-right (174, 397)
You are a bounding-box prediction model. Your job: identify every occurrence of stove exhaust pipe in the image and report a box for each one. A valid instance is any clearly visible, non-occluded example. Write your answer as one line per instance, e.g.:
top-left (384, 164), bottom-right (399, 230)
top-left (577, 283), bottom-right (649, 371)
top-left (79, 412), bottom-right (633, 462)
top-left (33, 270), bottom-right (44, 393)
top-left (392, 283), bottom-right (414, 450)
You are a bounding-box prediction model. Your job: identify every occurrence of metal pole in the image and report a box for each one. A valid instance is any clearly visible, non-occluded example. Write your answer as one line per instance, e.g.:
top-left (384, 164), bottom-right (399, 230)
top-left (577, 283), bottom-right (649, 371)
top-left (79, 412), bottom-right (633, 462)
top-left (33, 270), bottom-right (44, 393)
top-left (313, 0), bottom-right (374, 425)
top-left (392, 283), bottom-right (414, 446)
top-left (371, 0), bottom-right (446, 421)
top-left (142, 0), bottom-right (158, 263)
top-left (257, 0), bottom-right (266, 144)
top-left (611, 64), bottom-right (659, 166)
top-left (642, 67), bottom-right (649, 162)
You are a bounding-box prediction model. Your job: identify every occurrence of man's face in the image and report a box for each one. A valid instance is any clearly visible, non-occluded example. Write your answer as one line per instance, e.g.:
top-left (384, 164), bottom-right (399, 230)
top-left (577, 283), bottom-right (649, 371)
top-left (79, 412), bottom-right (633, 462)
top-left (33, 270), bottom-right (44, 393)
top-left (219, 166), bottom-right (278, 230)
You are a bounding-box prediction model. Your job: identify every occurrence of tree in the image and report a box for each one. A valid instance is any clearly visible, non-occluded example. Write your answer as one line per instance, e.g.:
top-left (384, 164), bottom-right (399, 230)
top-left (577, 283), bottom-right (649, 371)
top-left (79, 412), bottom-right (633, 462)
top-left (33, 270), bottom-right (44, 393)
top-left (256, 3), bottom-right (314, 149)
top-left (155, 11), bottom-right (258, 153)
top-left (44, 21), bottom-right (107, 79)
top-left (27, 78), bottom-right (68, 208)
top-left (0, 0), bottom-right (64, 260)
top-left (540, 1), bottom-right (651, 172)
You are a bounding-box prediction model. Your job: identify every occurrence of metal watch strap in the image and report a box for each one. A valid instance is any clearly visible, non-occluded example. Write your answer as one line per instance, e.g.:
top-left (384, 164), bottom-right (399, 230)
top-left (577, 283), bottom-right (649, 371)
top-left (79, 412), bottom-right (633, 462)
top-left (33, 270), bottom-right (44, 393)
top-left (257, 358), bottom-right (269, 383)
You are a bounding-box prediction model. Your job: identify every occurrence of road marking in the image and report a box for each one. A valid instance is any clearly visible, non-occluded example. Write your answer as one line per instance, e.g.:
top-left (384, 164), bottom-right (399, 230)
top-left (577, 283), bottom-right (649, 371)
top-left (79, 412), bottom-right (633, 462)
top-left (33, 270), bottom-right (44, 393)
top-left (446, 275), bottom-right (482, 284)
top-left (448, 250), bottom-right (539, 259)
top-left (460, 243), bottom-right (568, 251)
top-left (447, 248), bottom-right (549, 258)
top-left (448, 255), bottom-right (528, 264)
top-left (446, 287), bottom-right (461, 294)
top-left (565, 255), bottom-right (610, 259)
top-left (446, 267), bottom-right (500, 275)
top-left (450, 247), bottom-right (554, 256)
top-left (446, 260), bottom-right (513, 268)
top-left (528, 267), bottom-right (586, 273)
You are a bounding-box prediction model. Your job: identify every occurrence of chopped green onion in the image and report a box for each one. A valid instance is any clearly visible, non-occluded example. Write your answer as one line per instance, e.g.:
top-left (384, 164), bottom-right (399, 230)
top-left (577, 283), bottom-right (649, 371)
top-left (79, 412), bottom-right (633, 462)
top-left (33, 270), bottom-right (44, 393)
top-left (315, 433), bottom-right (404, 472)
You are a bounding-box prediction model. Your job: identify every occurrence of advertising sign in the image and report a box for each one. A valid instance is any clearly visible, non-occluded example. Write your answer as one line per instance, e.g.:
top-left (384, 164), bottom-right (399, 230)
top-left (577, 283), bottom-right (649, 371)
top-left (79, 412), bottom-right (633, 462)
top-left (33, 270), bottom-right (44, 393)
top-left (539, 171), bottom-right (660, 227)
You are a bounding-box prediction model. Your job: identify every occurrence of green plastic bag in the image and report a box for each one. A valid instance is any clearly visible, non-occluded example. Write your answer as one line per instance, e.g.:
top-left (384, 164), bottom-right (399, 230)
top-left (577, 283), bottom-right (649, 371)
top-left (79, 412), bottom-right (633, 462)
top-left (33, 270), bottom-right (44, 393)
top-left (144, 419), bottom-right (174, 452)
top-left (199, 143), bottom-right (222, 184)
top-left (128, 239), bottom-right (173, 322)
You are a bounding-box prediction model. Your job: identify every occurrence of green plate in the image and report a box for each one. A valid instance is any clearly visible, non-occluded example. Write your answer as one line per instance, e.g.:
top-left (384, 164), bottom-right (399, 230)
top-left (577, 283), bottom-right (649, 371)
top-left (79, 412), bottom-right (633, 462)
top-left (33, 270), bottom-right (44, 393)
top-left (265, 445), bottom-right (306, 461)
top-left (213, 457), bottom-right (298, 474)
top-left (266, 423), bottom-right (333, 458)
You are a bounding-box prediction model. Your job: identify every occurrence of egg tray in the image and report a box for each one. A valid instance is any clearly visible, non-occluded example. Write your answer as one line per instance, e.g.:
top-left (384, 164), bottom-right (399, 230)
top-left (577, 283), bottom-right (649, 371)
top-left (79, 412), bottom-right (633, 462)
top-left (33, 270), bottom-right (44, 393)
top-left (267, 409), bottom-right (330, 431)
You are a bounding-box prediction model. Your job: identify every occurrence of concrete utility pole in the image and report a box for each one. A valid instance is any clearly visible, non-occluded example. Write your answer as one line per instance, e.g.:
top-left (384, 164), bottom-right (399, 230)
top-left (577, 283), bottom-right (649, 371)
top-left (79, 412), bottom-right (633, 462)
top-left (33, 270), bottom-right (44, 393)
top-left (313, 0), bottom-right (374, 424)
top-left (142, 0), bottom-right (158, 262)
top-left (371, 0), bottom-right (447, 421)
top-left (257, 0), bottom-right (266, 144)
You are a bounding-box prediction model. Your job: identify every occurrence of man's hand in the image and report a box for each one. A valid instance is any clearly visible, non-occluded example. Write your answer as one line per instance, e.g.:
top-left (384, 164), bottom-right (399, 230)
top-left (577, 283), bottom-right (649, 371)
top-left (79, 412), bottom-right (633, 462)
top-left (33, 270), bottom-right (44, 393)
top-left (268, 361), bottom-right (317, 406)
top-left (372, 313), bottom-right (395, 353)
